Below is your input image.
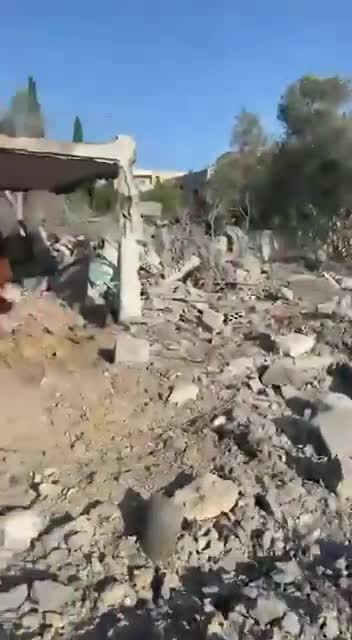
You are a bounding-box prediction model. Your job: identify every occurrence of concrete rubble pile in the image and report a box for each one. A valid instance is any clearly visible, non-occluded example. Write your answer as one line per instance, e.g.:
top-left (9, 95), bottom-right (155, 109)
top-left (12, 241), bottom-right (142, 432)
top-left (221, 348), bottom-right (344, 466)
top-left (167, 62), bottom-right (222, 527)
top-left (3, 221), bottom-right (352, 639)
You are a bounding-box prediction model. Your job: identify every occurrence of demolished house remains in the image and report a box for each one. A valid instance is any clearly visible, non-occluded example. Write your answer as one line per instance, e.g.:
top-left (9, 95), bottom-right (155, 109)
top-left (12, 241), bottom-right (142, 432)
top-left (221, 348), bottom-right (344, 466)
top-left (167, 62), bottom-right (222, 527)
top-left (0, 133), bottom-right (143, 322)
top-left (3, 132), bottom-right (352, 639)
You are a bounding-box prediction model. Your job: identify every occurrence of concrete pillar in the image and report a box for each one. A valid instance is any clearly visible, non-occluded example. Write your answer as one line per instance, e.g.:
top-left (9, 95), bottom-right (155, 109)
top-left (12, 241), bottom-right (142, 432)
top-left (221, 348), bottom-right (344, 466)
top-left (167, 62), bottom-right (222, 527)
top-left (115, 141), bottom-right (143, 323)
top-left (118, 222), bottom-right (142, 322)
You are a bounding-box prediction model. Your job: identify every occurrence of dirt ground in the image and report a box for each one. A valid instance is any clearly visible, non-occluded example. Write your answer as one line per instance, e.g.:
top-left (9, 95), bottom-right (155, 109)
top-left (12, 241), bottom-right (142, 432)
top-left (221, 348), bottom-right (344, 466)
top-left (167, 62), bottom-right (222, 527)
top-left (2, 258), bottom-right (352, 638)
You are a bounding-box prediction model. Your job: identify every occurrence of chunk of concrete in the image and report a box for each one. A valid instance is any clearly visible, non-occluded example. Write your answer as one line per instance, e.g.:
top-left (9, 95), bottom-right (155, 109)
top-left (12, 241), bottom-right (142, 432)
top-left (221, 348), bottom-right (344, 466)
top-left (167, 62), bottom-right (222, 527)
top-left (31, 580), bottom-right (76, 612)
top-left (252, 595), bottom-right (287, 626)
top-left (312, 395), bottom-right (352, 497)
top-left (294, 354), bottom-right (332, 371)
top-left (279, 286), bottom-right (294, 301)
top-left (282, 611), bottom-right (301, 636)
top-left (222, 356), bottom-right (255, 379)
top-left (115, 334), bottom-right (149, 364)
top-left (173, 473), bottom-right (239, 521)
top-left (341, 276), bottom-right (352, 290)
top-left (97, 582), bottom-right (136, 610)
top-left (164, 255), bottom-right (200, 283)
top-left (168, 382), bottom-right (199, 405)
top-left (201, 307), bottom-right (224, 333)
top-left (118, 229), bottom-right (142, 323)
top-left (262, 359), bottom-right (302, 387)
top-left (0, 584), bottom-right (27, 611)
top-left (276, 333), bottom-right (315, 358)
top-left (142, 493), bottom-right (183, 562)
top-left (0, 509), bottom-right (44, 553)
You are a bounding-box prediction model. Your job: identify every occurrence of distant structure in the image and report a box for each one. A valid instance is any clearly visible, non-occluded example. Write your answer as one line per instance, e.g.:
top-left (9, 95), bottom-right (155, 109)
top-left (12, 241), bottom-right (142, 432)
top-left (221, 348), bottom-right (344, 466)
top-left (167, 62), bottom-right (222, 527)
top-left (133, 168), bottom-right (186, 192)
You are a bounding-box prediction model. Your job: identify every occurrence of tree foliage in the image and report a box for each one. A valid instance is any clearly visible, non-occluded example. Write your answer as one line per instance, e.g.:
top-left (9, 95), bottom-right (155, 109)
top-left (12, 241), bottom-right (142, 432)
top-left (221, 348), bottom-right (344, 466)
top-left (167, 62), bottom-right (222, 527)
top-left (209, 75), bottom-right (352, 248)
top-left (73, 116), bottom-right (84, 143)
top-left (208, 111), bottom-right (268, 230)
top-left (141, 178), bottom-right (185, 219)
top-left (265, 75), bottom-right (352, 238)
top-left (0, 76), bottom-right (45, 137)
top-left (231, 109), bottom-right (267, 152)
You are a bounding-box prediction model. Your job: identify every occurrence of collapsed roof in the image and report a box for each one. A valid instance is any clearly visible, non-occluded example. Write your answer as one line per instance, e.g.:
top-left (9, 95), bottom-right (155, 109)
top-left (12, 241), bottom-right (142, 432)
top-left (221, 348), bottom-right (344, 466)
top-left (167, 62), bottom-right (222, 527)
top-left (0, 134), bottom-right (135, 193)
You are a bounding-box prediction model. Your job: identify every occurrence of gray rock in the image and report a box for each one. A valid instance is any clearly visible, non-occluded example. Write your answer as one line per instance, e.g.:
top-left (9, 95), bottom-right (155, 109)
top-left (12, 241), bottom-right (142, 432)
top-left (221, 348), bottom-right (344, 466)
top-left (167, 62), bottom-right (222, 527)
top-left (97, 582), bottom-right (136, 611)
top-left (221, 356), bottom-right (255, 379)
top-left (173, 473), bottom-right (239, 521)
top-left (252, 595), bottom-right (287, 626)
top-left (262, 359), bottom-right (301, 387)
top-left (272, 559), bottom-right (302, 585)
top-left (20, 611), bottom-right (42, 630)
top-left (201, 308), bottom-right (224, 333)
top-left (114, 334), bottom-right (150, 364)
top-left (0, 473), bottom-right (35, 508)
top-left (31, 580), bottom-right (76, 612)
top-left (0, 509), bottom-right (44, 554)
top-left (321, 612), bottom-right (340, 639)
top-left (0, 585), bottom-right (27, 611)
top-left (312, 393), bottom-right (352, 497)
top-left (341, 276), bottom-right (352, 290)
top-left (46, 548), bottom-right (70, 567)
top-left (282, 611), bottom-right (301, 636)
top-left (280, 286), bottom-right (294, 301)
top-left (143, 493), bottom-right (183, 562)
top-left (168, 382), bottom-right (199, 405)
top-left (276, 333), bottom-right (315, 358)
top-left (43, 612), bottom-right (64, 629)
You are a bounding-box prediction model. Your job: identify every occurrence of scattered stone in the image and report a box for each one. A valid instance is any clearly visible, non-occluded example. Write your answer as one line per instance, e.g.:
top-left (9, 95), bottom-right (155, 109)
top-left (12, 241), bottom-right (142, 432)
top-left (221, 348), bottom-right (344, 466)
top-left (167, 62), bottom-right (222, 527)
top-left (321, 612), bottom-right (340, 639)
top-left (173, 473), bottom-right (239, 521)
top-left (0, 474), bottom-right (36, 508)
top-left (222, 356), bottom-right (255, 378)
top-left (31, 581), bottom-right (75, 611)
top-left (280, 286), bottom-right (294, 301)
top-left (282, 611), bottom-right (301, 636)
top-left (341, 276), bottom-right (352, 290)
top-left (252, 595), bottom-right (287, 626)
top-left (21, 611), bottom-right (42, 630)
top-left (168, 382), bottom-right (199, 405)
top-left (276, 333), bottom-right (315, 358)
top-left (143, 493), bottom-right (183, 562)
top-left (97, 582), bottom-right (137, 611)
top-left (0, 584), bottom-right (27, 611)
top-left (262, 359), bottom-right (301, 387)
top-left (294, 353), bottom-right (332, 371)
top-left (114, 334), bottom-right (150, 364)
top-left (312, 395), bottom-right (352, 496)
top-left (0, 509), bottom-right (44, 554)
top-left (132, 566), bottom-right (154, 598)
top-left (201, 307), bottom-right (224, 333)
top-left (272, 559), bottom-right (302, 585)
top-left (164, 255), bottom-right (200, 283)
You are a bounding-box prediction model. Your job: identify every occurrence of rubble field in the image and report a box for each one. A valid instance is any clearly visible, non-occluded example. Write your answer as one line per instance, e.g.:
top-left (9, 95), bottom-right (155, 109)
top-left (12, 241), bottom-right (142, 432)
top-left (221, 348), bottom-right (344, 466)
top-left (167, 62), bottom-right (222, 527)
top-left (2, 248), bottom-right (352, 640)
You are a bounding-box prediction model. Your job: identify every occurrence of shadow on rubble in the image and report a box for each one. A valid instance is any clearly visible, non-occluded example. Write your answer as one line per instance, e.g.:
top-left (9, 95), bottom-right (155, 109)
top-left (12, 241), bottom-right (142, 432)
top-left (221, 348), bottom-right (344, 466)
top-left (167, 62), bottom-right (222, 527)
top-left (119, 489), bottom-right (148, 537)
top-left (328, 363), bottom-right (352, 399)
top-left (48, 256), bottom-right (113, 328)
top-left (76, 556), bottom-right (327, 640)
top-left (273, 415), bottom-right (343, 493)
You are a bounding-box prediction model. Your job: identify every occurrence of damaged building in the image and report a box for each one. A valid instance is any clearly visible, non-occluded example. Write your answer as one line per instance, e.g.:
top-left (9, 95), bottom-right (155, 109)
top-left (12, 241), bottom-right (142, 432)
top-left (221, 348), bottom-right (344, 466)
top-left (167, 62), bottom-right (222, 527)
top-left (0, 133), bottom-right (143, 322)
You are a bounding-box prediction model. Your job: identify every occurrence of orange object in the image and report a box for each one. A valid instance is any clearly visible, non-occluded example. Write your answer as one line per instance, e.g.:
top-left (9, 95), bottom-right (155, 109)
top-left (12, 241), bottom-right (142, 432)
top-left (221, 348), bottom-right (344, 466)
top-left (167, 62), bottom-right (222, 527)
top-left (0, 257), bottom-right (12, 288)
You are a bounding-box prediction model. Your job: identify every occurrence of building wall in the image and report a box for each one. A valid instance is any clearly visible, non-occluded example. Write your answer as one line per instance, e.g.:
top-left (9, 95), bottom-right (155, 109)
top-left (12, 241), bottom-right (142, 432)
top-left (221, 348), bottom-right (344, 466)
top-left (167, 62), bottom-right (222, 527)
top-left (133, 169), bottom-right (186, 192)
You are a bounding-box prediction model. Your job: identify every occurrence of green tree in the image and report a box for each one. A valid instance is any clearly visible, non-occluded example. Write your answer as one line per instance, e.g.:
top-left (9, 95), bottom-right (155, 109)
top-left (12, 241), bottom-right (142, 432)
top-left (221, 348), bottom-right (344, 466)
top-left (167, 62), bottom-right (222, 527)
top-left (141, 178), bottom-right (184, 219)
top-left (0, 76), bottom-right (45, 137)
top-left (278, 75), bottom-right (352, 141)
top-left (208, 110), bottom-right (268, 231)
top-left (72, 116), bottom-right (84, 143)
top-left (231, 109), bottom-right (267, 152)
top-left (259, 75), bottom-right (352, 245)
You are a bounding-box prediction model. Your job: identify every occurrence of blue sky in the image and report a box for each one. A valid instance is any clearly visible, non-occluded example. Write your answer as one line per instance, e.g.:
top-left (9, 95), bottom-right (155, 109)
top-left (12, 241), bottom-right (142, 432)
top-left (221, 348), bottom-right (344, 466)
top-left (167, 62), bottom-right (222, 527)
top-left (1, 1), bottom-right (351, 170)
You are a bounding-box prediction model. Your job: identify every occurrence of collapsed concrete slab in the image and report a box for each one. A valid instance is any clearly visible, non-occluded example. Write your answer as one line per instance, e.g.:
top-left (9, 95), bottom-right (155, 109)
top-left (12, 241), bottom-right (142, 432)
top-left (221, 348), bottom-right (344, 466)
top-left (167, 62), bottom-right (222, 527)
top-left (0, 134), bottom-right (143, 323)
